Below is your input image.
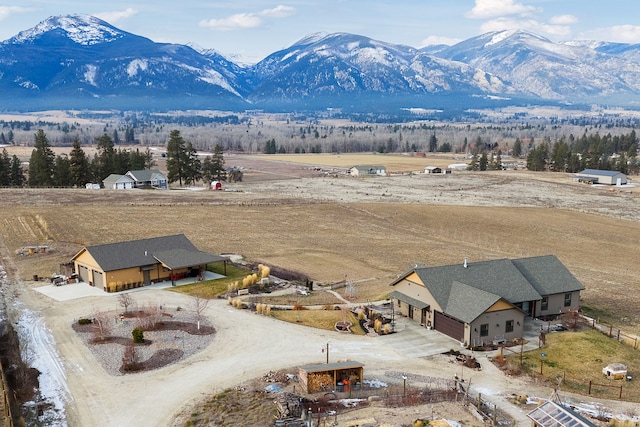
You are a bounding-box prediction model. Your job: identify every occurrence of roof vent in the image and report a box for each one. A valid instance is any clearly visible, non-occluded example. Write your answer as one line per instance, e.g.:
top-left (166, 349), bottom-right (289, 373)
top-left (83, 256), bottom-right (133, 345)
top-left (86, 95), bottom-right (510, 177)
top-left (145, 250), bottom-right (148, 257)
top-left (463, 257), bottom-right (468, 268)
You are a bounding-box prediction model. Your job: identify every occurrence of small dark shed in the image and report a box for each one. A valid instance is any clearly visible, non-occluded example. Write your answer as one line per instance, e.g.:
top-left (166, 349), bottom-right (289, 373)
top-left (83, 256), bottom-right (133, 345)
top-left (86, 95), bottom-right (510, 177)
top-left (298, 361), bottom-right (364, 393)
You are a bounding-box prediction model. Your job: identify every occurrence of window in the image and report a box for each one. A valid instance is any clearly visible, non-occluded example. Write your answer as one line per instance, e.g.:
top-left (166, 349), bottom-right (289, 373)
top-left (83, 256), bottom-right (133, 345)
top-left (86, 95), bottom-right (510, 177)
top-left (564, 293), bottom-right (572, 307)
top-left (480, 324), bottom-right (489, 337)
top-left (541, 297), bottom-right (548, 311)
top-left (505, 320), bottom-right (514, 333)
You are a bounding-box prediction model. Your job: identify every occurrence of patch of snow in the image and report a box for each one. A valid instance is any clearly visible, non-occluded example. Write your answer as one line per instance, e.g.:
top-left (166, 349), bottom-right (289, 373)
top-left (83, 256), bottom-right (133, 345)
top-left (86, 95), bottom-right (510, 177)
top-left (83, 64), bottom-right (98, 86)
top-left (15, 302), bottom-right (69, 426)
top-left (127, 59), bottom-right (148, 77)
top-left (362, 379), bottom-right (387, 388)
top-left (473, 387), bottom-right (500, 396)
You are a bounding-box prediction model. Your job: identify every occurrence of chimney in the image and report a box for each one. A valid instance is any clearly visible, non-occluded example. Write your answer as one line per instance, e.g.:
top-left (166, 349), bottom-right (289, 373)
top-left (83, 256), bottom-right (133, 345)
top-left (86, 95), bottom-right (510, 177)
top-left (463, 257), bottom-right (468, 268)
top-left (144, 250), bottom-right (148, 257)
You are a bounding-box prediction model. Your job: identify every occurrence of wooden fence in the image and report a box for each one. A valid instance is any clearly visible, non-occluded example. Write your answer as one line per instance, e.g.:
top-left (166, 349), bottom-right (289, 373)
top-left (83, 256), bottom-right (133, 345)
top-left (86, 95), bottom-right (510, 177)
top-left (580, 314), bottom-right (640, 350)
top-left (0, 362), bottom-right (14, 427)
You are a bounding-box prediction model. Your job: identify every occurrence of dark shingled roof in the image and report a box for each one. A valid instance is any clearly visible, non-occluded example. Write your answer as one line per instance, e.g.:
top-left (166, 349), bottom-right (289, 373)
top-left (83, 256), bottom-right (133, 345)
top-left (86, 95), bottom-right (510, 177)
top-left (298, 361), bottom-right (364, 373)
top-left (390, 255), bottom-right (583, 323)
top-left (511, 255), bottom-right (585, 295)
top-left (76, 234), bottom-right (222, 271)
top-left (444, 281), bottom-right (502, 324)
top-left (410, 258), bottom-right (542, 306)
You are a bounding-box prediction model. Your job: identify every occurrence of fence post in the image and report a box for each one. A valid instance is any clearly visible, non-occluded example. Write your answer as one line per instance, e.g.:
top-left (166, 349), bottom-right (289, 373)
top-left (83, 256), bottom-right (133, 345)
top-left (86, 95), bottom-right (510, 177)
top-left (609, 324), bottom-right (613, 337)
top-left (588, 380), bottom-right (592, 395)
top-left (617, 329), bottom-right (620, 341)
top-left (619, 384), bottom-right (623, 400)
top-left (635, 337), bottom-right (638, 350)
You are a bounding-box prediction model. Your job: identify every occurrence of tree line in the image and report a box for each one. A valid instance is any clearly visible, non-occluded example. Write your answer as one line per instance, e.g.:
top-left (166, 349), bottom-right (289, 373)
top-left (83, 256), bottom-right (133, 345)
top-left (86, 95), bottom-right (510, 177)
top-left (525, 131), bottom-right (638, 174)
top-left (0, 129), bottom-right (238, 188)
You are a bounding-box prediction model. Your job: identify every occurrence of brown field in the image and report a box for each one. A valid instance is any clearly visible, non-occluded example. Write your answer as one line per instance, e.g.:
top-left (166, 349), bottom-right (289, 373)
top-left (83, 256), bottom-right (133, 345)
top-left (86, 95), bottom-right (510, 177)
top-left (1, 154), bottom-right (640, 337)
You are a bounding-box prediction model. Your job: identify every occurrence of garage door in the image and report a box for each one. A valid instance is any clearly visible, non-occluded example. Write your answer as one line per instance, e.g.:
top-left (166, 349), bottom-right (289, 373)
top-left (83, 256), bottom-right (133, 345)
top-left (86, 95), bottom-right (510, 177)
top-left (78, 265), bottom-right (89, 283)
top-left (434, 311), bottom-right (464, 342)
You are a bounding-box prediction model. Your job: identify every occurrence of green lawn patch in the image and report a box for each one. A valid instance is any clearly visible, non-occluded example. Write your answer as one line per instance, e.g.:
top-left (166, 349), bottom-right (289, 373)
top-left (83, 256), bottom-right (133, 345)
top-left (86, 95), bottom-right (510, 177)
top-left (271, 309), bottom-right (367, 336)
top-left (169, 262), bottom-right (251, 298)
top-left (502, 329), bottom-right (640, 402)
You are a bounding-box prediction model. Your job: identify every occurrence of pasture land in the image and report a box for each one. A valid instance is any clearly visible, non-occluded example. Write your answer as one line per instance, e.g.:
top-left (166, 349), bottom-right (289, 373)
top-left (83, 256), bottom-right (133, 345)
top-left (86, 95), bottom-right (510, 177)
top-left (0, 155), bottom-right (639, 335)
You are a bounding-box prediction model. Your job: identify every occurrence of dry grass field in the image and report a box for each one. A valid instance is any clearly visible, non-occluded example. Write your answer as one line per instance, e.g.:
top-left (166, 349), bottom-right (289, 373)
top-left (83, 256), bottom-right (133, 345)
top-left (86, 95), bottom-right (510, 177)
top-left (1, 154), bottom-right (639, 337)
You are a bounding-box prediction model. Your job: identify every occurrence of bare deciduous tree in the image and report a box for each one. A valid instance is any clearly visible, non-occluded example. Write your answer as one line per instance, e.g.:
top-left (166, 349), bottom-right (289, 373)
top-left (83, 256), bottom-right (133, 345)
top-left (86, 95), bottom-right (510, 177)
top-left (191, 292), bottom-right (210, 330)
top-left (118, 292), bottom-right (134, 313)
top-left (91, 311), bottom-right (112, 343)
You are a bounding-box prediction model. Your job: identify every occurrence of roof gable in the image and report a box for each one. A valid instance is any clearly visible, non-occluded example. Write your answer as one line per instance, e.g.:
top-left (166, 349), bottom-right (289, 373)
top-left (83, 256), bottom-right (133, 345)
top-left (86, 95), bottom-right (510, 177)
top-left (444, 281), bottom-right (502, 323)
top-left (126, 169), bottom-right (166, 182)
top-left (512, 255), bottom-right (585, 296)
top-left (412, 258), bottom-right (542, 305)
top-left (75, 234), bottom-right (200, 272)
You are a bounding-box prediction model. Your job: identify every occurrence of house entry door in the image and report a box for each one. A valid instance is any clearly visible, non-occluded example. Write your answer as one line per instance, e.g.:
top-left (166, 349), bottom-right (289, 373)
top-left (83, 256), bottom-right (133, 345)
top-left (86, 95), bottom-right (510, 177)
top-left (143, 270), bottom-right (151, 285)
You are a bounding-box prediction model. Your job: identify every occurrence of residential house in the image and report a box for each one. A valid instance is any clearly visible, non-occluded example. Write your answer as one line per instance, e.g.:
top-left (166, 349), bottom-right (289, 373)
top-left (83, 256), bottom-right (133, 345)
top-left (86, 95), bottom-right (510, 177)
top-left (102, 174), bottom-right (135, 189)
top-left (125, 169), bottom-right (169, 189)
top-left (348, 165), bottom-right (387, 177)
top-left (71, 234), bottom-right (226, 292)
top-left (388, 255), bottom-right (584, 346)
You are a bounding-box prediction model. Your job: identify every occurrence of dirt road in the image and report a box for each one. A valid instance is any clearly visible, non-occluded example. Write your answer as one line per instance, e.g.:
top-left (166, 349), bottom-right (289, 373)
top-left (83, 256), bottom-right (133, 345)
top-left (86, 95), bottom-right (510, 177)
top-left (17, 281), bottom-right (639, 427)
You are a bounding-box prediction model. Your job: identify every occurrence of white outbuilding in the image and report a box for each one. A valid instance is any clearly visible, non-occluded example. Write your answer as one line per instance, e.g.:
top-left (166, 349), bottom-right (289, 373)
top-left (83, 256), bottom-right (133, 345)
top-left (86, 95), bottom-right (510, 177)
top-left (575, 169), bottom-right (627, 185)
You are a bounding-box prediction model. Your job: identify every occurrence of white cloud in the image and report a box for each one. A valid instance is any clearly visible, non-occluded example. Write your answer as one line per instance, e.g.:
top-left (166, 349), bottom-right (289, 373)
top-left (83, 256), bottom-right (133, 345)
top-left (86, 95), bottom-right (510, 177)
top-left (259, 5), bottom-right (295, 18)
top-left (420, 35), bottom-right (462, 47)
top-left (94, 8), bottom-right (138, 23)
top-left (0, 6), bottom-right (30, 21)
top-left (200, 5), bottom-right (296, 31)
top-left (583, 25), bottom-right (640, 43)
top-left (549, 15), bottom-right (578, 25)
top-left (480, 17), bottom-right (572, 38)
top-left (466, 0), bottom-right (538, 19)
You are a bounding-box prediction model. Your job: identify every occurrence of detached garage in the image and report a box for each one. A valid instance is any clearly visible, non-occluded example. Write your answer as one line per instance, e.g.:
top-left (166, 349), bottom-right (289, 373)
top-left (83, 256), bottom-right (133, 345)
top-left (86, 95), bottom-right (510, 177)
top-left (575, 169), bottom-right (627, 185)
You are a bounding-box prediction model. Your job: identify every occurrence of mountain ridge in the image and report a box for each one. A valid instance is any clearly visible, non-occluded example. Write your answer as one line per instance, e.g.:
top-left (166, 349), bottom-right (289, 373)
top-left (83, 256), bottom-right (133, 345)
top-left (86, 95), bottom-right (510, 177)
top-left (1, 14), bottom-right (639, 113)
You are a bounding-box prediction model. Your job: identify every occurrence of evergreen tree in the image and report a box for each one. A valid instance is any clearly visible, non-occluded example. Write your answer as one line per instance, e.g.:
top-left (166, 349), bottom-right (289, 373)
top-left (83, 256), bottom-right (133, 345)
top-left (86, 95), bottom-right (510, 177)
top-left (526, 144), bottom-right (549, 171)
top-left (28, 130), bottom-right (55, 187)
top-left (53, 155), bottom-right (71, 187)
top-left (202, 144), bottom-right (227, 184)
top-left (479, 153), bottom-right (488, 171)
top-left (166, 130), bottom-right (189, 186)
top-left (69, 138), bottom-right (90, 187)
top-left (428, 134), bottom-right (438, 152)
top-left (512, 138), bottom-right (522, 158)
top-left (0, 149), bottom-right (10, 186)
top-left (93, 134), bottom-right (115, 181)
top-left (183, 141), bottom-right (202, 185)
top-left (9, 155), bottom-right (25, 187)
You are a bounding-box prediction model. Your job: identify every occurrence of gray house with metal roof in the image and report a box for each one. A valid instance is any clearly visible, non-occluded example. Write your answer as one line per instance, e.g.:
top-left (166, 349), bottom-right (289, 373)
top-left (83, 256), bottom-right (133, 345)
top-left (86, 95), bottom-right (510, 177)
top-left (71, 234), bottom-right (225, 292)
top-left (389, 255), bottom-right (584, 346)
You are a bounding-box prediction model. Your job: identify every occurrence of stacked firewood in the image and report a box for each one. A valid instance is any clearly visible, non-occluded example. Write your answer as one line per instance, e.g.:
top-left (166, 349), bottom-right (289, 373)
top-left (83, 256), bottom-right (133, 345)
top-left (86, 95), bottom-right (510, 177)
top-left (306, 373), bottom-right (334, 392)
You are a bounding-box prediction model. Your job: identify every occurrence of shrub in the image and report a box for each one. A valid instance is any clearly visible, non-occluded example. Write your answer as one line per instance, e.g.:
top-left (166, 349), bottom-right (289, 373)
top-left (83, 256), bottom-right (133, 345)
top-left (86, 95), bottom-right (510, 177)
top-left (132, 327), bottom-right (144, 344)
top-left (78, 318), bottom-right (92, 325)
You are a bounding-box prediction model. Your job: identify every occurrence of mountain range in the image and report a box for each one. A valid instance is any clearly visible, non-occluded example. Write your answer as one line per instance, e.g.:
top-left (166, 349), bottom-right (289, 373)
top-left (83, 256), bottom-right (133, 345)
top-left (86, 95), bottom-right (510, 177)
top-left (1, 14), bottom-right (640, 114)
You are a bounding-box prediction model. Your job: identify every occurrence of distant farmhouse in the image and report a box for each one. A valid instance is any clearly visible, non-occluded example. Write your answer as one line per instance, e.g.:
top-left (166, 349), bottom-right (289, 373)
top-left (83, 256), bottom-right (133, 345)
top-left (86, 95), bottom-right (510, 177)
top-left (424, 166), bottom-right (451, 174)
top-left (348, 165), bottom-right (387, 177)
top-left (574, 169), bottom-right (627, 185)
top-left (103, 174), bottom-right (135, 189)
top-left (71, 234), bottom-right (225, 292)
top-left (389, 255), bottom-right (584, 346)
top-left (102, 169), bottom-right (168, 189)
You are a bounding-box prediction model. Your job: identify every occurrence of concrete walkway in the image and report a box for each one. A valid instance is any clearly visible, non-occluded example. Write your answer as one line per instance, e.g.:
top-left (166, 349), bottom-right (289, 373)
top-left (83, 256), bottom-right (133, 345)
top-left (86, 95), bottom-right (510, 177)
top-left (33, 271), bottom-right (223, 302)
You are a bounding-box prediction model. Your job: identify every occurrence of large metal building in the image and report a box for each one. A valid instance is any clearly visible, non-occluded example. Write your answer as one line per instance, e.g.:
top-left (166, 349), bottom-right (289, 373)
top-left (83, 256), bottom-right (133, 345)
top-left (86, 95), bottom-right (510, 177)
top-left (575, 169), bottom-right (627, 185)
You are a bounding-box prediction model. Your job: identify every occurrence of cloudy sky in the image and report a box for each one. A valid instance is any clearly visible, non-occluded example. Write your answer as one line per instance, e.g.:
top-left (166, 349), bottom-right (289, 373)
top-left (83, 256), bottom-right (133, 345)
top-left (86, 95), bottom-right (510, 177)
top-left (1, 0), bottom-right (639, 63)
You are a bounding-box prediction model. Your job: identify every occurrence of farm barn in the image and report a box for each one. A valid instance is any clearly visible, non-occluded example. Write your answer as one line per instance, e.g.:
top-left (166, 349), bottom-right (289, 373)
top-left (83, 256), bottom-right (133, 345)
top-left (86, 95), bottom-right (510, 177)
top-left (575, 169), bottom-right (627, 185)
top-left (71, 234), bottom-right (226, 292)
top-left (298, 362), bottom-right (364, 393)
top-left (389, 255), bottom-right (585, 346)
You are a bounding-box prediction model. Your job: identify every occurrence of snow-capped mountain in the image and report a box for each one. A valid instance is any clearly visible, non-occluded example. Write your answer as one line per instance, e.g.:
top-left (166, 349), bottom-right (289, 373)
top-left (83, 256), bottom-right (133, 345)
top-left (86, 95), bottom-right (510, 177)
top-left (247, 32), bottom-right (512, 108)
top-left (1, 15), bottom-right (640, 112)
top-left (436, 30), bottom-right (640, 104)
top-left (0, 14), bottom-right (247, 110)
